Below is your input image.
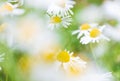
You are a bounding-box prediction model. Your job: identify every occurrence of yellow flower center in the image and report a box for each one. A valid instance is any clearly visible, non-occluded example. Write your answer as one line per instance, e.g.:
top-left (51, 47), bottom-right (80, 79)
top-left (51, 16), bottom-right (62, 24)
top-left (57, 51), bottom-right (70, 63)
top-left (80, 24), bottom-right (91, 30)
top-left (90, 28), bottom-right (101, 38)
top-left (1, 3), bottom-right (14, 11)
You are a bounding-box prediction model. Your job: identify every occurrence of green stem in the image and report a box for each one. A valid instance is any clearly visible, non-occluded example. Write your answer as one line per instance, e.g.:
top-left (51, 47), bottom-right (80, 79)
top-left (90, 43), bottom-right (99, 71)
top-left (6, 75), bottom-right (8, 81)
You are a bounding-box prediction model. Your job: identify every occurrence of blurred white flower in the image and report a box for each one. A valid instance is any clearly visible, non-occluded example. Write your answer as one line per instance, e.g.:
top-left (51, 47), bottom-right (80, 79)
top-left (76, 5), bottom-right (104, 23)
top-left (0, 2), bottom-right (24, 16)
top-left (76, 62), bottom-right (113, 81)
top-left (80, 72), bottom-right (112, 81)
top-left (5, 15), bottom-right (59, 54)
top-left (80, 25), bottom-right (109, 44)
top-left (25, 0), bottom-right (52, 9)
top-left (30, 64), bottom-right (63, 81)
top-left (104, 24), bottom-right (120, 42)
top-left (47, 0), bottom-right (75, 16)
top-left (72, 23), bottom-right (98, 39)
top-left (102, 0), bottom-right (120, 21)
top-left (48, 14), bottom-right (72, 30)
top-left (56, 50), bottom-right (86, 75)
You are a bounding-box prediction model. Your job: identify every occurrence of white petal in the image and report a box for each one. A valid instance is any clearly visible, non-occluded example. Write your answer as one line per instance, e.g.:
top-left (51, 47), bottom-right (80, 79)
top-left (99, 25), bottom-right (106, 31)
top-left (77, 32), bottom-right (83, 39)
top-left (13, 9), bottom-right (24, 15)
top-left (101, 35), bottom-right (110, 41)
top-left (72, 30), bottom-right (80, 35)
top-left (89, 23), bottom-right (98, 28)
top-left (80, 36), bottom-right (91, 44)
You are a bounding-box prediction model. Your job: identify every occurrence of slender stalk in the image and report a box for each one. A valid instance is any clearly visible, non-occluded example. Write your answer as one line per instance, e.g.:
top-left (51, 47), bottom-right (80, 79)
top-left (6, 74), bottom-right (8, 81)
top-left (89, 43), bottom-right (100, 71)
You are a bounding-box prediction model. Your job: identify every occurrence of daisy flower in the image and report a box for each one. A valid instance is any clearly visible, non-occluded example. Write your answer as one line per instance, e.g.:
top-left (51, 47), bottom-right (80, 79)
top-left (0, 2), bottom-right (24, 16)
top-left (47, 0), bottom-right (75, 16)
top-left (80, 25), bottom-right (110, 44)
top-left (56, 50), bottom-right (86, 75)
top-left (72, 23), bottom-right (98, 39)
top-left (48, 14), bottom-right (72, 30)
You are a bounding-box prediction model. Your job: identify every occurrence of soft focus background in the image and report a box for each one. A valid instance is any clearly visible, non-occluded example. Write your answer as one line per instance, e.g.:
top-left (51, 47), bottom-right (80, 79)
top-left (0, 0), bottom-right (120, 81)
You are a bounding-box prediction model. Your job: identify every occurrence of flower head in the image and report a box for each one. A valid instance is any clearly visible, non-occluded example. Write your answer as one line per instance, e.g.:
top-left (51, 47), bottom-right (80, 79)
top-left (56, 50), bottom-right (86, 75)
top-left (80, 25), bottom-right (110, 44)
top-left (48, 14), bottom-right (72, 29)
top-left (0, 2), bottom-right (24, 16)
top-left (72, 23), bottom-right (98, 39)
top-left (57, 50), bottom-right (70, 63)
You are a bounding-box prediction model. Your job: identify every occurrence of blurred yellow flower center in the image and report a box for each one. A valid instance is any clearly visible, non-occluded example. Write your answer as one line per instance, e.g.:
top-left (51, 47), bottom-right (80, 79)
top-left (0, 23), bottom-right (7, 32)
top-left (19, 57), bottom-right (31, 72)
top-left (90, 28), bottom-right (101, 38)
top-left (57, 51), bottom-right (70, 63)
top-left (69, 65), bottom-right (80, 75)
top-left (43, 53), bottom-right (55, 63)
top-left (2, 3), bottom-right (13, 11)
top-left (80, 24), bottom-right (91, 30)
top-left (51, 16), bottom-right (62, 24)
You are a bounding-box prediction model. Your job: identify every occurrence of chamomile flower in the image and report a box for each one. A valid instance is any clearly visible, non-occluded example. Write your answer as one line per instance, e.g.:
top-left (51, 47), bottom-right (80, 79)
top-left (80, 25), bottom-right (110, 44)
top-left (48, 15), bottom-right (72, 30)
top-left (72, 23), bottom-right (98, 39)
top-left (56, 50), bottom-right (86, 75)
top-left (47, 0), bottom-right (75, 16)
top-left (0, 2), bottom-right (24, 16)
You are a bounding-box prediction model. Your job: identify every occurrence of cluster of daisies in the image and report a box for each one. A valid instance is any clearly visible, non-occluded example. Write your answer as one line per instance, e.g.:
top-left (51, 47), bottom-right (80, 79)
top-left (47, 0), bottom-right (75, 30)
top-left (72, 23), bottom-right (110, 44)
top-left (46, 0), bottom-right (109, 45)
top-left (0, 0), bottom-right (113, 81)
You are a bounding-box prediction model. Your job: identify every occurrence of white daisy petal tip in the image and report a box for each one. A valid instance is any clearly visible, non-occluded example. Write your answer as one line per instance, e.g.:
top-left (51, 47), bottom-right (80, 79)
top-left (47, 0), bottom-right (75, 16)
